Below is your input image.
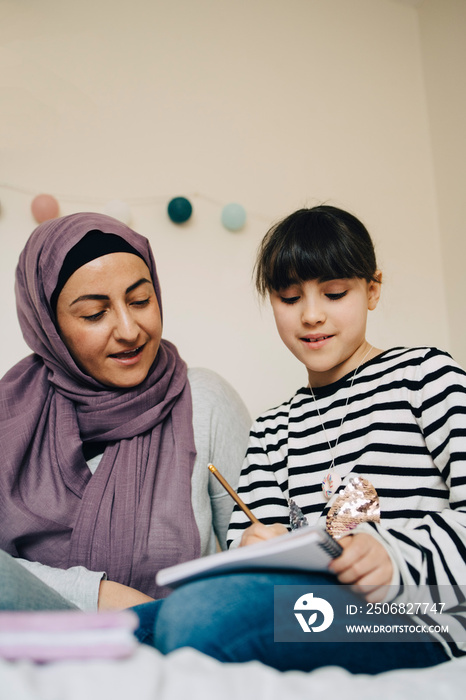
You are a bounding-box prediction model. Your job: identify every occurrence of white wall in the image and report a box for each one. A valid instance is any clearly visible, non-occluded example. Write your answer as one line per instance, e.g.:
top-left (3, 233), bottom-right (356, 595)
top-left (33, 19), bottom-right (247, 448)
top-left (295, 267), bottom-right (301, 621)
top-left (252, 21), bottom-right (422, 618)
top-left (0, 0), bottom-right (454, 418)
top-left (418, 0), bottom-right (466, 368)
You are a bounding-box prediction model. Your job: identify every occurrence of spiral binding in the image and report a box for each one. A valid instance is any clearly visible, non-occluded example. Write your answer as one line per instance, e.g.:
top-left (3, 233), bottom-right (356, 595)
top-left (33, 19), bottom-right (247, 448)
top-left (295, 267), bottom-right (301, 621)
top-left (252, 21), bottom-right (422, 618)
top-left (318, 532), bottom-right (343, 558)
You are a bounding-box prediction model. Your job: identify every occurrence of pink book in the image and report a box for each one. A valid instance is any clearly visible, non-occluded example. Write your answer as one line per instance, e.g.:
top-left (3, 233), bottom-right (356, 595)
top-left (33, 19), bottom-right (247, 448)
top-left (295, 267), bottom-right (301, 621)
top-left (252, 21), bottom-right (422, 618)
top-left (0, 610), bottom-right (138, 662)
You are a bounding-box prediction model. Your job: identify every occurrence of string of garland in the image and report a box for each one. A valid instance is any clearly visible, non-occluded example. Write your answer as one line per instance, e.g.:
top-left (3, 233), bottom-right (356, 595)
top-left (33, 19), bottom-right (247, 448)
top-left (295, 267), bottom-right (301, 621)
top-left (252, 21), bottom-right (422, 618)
top-left (0, 183), bottom-right (272, 232)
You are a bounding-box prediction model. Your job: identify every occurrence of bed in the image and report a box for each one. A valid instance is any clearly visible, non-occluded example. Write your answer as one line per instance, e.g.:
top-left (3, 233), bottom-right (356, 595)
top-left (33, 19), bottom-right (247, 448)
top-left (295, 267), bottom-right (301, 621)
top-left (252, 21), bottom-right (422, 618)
top-left (1, 642), bottom-right (465, 700)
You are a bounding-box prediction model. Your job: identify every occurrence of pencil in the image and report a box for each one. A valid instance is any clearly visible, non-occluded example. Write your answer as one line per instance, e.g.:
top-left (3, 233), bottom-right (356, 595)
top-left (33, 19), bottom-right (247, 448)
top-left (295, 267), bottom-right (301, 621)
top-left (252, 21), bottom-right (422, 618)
top-left (208, 463), bottom-right (261, 525)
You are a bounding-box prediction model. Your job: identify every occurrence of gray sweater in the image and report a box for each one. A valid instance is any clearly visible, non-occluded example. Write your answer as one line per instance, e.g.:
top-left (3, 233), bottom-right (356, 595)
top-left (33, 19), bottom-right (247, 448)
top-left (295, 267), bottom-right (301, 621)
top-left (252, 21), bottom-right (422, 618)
top-left (18, 368), bottom-right (251, 610)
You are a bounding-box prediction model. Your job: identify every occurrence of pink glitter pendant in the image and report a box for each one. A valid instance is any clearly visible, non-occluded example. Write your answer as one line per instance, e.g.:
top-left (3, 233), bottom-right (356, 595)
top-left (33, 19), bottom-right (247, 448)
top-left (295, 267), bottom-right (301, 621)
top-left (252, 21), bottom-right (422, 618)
top-left (322, 471), bottom-right (341, 500)
top-left (326, 476), bottom-right (380, 539)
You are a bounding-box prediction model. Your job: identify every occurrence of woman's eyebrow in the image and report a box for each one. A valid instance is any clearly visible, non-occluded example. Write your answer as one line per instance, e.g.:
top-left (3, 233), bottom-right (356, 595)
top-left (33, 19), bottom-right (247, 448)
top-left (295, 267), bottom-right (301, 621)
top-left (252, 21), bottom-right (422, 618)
top-left (70, 293), bottom-right (109, 306)
top-left (125, 278), bottom-right (152, 294)
top-left (69, 278), bottom-right (153, 307)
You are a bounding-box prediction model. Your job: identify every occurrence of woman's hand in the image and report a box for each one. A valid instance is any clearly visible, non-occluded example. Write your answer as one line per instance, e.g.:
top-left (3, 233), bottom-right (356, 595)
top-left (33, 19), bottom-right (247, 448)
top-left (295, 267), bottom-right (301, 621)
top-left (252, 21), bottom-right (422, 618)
top-left (328, 533), bottom-right (393, 603)
top-left (239, 522), bottom-right (288, 547)
top-left (98, 580), bottom-right (155, 610)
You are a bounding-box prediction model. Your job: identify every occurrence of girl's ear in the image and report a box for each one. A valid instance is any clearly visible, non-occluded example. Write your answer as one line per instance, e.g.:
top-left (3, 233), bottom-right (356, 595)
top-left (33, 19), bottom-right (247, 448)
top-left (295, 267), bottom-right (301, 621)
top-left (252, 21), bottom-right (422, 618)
top-left (367, 271), bottom-right (382, 310)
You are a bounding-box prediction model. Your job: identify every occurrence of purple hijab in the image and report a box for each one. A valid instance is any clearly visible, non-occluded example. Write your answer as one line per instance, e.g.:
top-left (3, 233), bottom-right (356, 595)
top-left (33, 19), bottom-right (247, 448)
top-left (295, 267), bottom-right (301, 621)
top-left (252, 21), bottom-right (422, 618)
top-left (0, 213), bottom-right (200, 598)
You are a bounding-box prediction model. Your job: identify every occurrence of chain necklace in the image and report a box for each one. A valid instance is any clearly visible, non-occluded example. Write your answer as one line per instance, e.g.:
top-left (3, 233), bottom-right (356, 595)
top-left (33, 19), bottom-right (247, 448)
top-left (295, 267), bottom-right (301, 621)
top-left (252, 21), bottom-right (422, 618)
top-left (308, 345), bottom-right (374, 500)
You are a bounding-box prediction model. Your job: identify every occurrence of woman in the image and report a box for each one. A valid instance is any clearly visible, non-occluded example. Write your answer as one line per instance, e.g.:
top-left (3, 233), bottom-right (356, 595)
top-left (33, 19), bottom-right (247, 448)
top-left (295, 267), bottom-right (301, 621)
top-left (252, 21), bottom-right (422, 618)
top-left (0, 212), bottom-right (250, 614)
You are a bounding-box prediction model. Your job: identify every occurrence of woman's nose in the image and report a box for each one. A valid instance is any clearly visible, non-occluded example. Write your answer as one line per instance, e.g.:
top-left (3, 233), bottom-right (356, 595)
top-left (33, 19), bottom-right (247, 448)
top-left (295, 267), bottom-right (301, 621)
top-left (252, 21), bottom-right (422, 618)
top-left (113, 308), bottom-right (140, 342)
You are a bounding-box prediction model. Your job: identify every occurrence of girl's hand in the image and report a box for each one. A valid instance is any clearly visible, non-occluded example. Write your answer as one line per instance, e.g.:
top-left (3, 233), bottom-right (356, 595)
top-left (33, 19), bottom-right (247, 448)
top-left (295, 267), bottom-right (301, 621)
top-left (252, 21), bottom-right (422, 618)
top-left (239, 522), bottom-right (288, 547)
top-left (328, 533), bottom-right (393, 603)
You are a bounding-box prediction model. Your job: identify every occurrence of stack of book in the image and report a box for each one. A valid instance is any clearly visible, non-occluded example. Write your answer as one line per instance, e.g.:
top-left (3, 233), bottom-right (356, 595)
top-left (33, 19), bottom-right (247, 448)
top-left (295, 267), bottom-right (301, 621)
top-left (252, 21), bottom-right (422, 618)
top-left (0, 610), bottom-right (138, 662)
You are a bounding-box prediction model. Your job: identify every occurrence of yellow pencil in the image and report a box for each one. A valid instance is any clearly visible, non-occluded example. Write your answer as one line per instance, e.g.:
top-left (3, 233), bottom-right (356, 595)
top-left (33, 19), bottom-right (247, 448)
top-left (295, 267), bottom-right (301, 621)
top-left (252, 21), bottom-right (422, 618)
top-left (208, 464), bottom-right (261, 525)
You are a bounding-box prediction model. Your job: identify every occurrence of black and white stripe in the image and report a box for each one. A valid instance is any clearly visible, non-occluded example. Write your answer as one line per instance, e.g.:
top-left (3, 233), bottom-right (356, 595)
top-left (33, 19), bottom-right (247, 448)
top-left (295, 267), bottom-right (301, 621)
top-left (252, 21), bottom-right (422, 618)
top-left (227, 347), bottom-right (466, 657)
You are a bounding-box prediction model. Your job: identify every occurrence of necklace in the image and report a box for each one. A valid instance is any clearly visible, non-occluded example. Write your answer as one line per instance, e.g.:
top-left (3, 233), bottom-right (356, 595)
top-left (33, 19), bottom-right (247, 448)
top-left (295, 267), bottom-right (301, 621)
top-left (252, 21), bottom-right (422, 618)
top-left (308, 345), bottom-right (374, 500)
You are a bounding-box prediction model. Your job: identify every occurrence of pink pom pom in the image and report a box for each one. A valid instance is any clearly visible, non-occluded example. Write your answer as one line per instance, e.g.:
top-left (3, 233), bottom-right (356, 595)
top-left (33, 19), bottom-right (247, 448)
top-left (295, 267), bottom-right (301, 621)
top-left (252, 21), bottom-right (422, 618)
top-left (31, 194), bottom-right (60, 223)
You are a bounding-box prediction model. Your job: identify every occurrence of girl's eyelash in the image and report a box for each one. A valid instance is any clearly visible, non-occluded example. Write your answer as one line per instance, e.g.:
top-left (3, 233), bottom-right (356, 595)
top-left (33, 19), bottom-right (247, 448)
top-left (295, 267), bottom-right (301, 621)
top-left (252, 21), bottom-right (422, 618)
top-left (280, 291), bottom-right (347, 303)
top-left (280, 296), bottom-right (300, 304)
top-left (326, 291), bottom-right (348, 300)
top-left (131, 298), bottom-right (150, 307)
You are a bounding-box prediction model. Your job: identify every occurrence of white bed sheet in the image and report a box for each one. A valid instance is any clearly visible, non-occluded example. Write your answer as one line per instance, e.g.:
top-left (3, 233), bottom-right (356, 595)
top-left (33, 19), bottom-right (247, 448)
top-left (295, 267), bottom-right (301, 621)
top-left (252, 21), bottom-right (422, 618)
top-left (1, 644), bottom-right (465, 700)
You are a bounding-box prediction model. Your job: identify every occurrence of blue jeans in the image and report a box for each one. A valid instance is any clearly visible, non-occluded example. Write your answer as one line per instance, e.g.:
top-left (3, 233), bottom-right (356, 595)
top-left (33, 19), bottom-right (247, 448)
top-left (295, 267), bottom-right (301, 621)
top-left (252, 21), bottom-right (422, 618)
top-left (147, 571), bottom-right (450, 674)
top-left (131, 599), bottom-right (164, 646)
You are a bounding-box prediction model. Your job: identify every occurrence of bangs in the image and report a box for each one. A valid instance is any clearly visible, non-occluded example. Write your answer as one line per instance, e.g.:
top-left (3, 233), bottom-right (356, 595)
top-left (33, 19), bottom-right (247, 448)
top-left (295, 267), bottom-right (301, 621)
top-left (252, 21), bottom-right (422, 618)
top-left (257, 209), bottom-right (374, 295)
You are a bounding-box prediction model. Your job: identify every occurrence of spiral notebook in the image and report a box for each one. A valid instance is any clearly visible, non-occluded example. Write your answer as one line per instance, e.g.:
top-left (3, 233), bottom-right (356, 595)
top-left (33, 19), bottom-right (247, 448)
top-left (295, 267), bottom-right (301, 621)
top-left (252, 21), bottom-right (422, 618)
top-left (156, 526), bottom-right (342, 588)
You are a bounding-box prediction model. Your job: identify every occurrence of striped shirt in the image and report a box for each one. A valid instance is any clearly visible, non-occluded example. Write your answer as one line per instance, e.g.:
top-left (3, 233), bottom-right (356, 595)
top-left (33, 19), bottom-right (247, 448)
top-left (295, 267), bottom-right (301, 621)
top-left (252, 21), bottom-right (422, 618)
top-left (227, 347), bottom-right (466, 657)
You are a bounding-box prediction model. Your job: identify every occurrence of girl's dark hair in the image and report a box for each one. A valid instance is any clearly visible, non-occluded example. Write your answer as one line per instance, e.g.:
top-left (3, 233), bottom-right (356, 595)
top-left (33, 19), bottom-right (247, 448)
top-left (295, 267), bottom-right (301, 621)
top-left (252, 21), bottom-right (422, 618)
top-left (255, 205), bottom-right (379, 296)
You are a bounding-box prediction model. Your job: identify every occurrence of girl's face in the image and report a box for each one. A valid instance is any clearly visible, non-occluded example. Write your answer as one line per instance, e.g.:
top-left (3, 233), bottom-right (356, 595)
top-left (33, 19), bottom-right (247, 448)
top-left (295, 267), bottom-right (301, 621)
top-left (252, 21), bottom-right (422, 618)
top-left (269, 276), bottom-right (381, 387)
top-left (56, 252), bottom-right (162, 388)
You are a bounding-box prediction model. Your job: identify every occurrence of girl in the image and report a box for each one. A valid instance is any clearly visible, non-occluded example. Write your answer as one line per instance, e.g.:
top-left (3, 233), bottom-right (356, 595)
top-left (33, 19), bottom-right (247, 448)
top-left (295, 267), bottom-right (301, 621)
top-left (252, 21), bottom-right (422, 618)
top-left (0, 213), bottom-right (250, 621)
top-left (152, 205), bottom-right (465, 673)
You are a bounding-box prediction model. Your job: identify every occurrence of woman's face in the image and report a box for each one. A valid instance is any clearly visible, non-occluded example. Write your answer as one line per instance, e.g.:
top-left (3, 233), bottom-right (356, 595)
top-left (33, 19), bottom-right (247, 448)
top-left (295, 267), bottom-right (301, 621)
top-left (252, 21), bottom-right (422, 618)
top-left (56, 252), bottom-right (162, 388)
